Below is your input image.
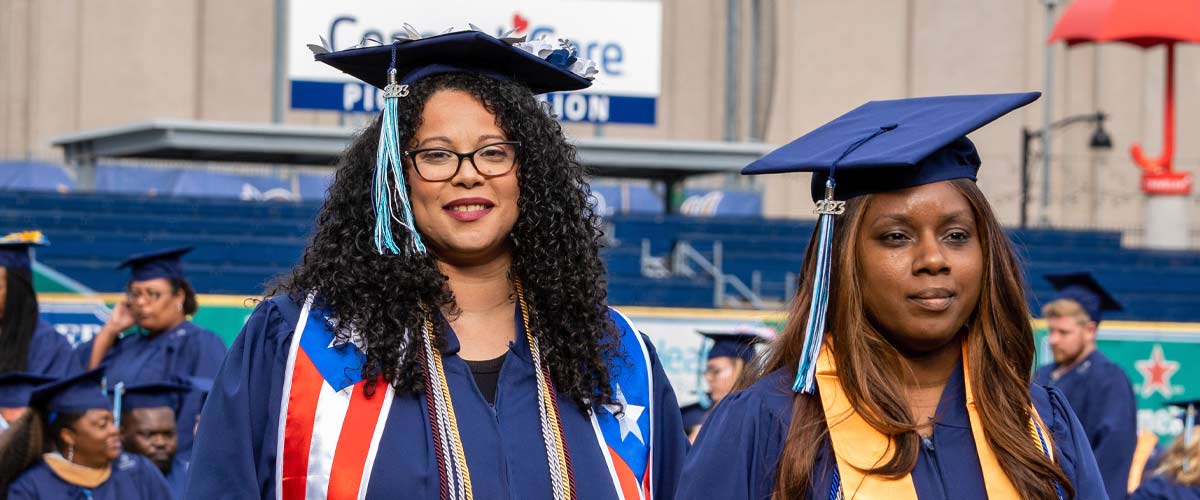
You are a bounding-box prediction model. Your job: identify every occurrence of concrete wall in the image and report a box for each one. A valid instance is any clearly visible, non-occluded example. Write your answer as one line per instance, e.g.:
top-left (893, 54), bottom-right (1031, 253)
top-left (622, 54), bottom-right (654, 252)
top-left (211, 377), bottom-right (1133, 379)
top-left (2, 0), bottom-right (1197, 231)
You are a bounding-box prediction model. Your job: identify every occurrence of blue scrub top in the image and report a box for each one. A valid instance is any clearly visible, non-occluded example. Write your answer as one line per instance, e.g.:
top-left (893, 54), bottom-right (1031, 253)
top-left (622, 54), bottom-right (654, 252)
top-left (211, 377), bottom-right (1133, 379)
top-left (77, 320), bottom-right (227, 455)
top-left (679, 360), bottom-right (1108, 500)
top-left (185, 295), bottom-right (687, 499)
top-left (8, 452), bottom-right (173, 500)
top-left (1036, 350), bottom-right (1139, 500)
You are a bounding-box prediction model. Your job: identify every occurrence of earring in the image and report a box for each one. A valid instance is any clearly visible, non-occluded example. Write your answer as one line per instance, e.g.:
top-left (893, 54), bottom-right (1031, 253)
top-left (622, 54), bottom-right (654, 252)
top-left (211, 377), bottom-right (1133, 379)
top-left (67, 443), bottom-right (74, 463)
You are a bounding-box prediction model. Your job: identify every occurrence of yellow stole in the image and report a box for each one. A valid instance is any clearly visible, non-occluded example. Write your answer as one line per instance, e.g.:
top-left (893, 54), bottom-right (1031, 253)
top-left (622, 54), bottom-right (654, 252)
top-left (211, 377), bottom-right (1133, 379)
top-left (43, 453), bottom-right (112, 489)
top-left (815, 341), bottom-right (1055, 499)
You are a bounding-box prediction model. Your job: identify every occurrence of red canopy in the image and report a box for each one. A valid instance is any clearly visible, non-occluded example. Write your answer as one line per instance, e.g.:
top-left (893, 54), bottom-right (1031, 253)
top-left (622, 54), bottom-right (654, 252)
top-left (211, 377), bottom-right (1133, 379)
top-left (1049, 0), bottom-right (1200, 47)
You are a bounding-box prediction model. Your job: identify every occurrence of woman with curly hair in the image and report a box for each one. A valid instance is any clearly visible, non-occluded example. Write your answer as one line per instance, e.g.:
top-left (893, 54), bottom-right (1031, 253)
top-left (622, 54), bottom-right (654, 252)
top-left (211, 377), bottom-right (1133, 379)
top-left (677, 93), bottom-right (1106, 499)
top-left (185, 29), bottom-right (686, 500)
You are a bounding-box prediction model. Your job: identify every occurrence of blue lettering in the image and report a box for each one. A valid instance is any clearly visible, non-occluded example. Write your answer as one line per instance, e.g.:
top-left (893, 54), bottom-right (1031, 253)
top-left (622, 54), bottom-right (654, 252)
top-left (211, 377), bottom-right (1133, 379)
top-left (602, 44), bottom-right (624, 75)
top-left (328, 16), bottom-right (356, 51)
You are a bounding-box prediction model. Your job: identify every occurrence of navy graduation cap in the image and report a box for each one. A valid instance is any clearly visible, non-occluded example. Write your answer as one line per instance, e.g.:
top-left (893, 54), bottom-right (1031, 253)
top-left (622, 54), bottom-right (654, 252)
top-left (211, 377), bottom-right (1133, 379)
top-left (1045, 272), bottom-right (1123, 323)
top-left (0, 230), bottom-right (49, 270)
top-left (0, 372), bottom-right (56, 408)
top-left (743, 92), bottom-right (1041, 393)
top-left (699, 327), bottom-right (773, 362)
top-left (30, 368), bottom-right (111, 415)
top-left (118, 246), bottom-right (193, 282)
top-left (311, 27), bottom-right (597, 257)
top-left (118, 380), bottom-right (193, 413)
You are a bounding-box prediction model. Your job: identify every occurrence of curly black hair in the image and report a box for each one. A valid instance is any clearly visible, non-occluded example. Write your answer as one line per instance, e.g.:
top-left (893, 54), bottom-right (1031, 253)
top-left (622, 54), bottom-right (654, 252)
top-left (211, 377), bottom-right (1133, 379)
top-left (274, 72), bottom-right (619, 411)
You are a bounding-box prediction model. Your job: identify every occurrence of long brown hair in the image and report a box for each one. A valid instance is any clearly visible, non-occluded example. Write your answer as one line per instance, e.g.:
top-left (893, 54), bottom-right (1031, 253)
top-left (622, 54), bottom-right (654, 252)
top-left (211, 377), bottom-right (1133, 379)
top-left (746, 179), bottom-right (1074, 499)
top-left (1152, 433), bottom-right (1200, 486)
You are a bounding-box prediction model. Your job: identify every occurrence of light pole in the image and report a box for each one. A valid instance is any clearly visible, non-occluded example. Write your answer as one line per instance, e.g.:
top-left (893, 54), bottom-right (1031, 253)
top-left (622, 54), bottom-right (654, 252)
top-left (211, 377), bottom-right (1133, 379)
top-left (1020, 111), bottom-right (1113, 228)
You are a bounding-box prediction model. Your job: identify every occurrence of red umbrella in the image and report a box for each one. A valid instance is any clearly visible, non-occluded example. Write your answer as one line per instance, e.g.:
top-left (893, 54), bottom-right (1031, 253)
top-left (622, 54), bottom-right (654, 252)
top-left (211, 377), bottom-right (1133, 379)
top-left (1049, 0), bottom-right (1200, 178)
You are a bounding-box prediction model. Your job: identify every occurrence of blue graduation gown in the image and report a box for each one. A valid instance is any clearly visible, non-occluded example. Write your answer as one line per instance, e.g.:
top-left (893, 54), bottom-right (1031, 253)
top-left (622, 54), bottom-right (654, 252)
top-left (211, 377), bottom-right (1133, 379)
top-left (25, 319), bottom-right (76, 377)
top-left (1036, 350), bottom-right (1138, 500)
top-left (77, 321), bottom-right (227, 455)
top-left (1133, 476), bottom-right (1200, 500)
top-left (678, 361), bottom-right (1108, 500)
top-left (165, 453), bottom-right (190, 499)
top-left (185, 295), bottom-right (687, 499)
top-left (8, 452), bottom-right (173, 500)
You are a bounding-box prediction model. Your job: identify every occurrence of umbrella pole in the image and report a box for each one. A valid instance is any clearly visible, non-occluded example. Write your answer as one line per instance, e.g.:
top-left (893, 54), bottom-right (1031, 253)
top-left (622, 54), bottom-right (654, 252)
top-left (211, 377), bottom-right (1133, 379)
top-left (1132, 42), bottom-right (1176, 173)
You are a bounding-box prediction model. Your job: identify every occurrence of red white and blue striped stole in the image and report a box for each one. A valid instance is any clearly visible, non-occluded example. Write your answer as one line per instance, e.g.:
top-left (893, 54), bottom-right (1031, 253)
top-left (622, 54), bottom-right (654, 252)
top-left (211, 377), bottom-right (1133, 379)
top-left (592, 308), bottom-right (656, 500)
top-left (276, 295), bottom-right (394, 500)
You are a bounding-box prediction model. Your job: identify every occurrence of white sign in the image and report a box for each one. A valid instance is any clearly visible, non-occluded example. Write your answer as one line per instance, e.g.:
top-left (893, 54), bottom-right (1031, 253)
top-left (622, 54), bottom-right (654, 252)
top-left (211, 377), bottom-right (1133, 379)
top-left (287, 0), bottom-right (662, 124)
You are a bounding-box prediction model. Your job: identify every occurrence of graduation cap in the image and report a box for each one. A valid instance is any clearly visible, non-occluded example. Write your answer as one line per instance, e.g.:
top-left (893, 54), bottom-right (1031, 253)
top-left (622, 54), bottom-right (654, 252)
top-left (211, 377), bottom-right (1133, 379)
top-left (1045, 272), bottom-right (1123, 323)
top-left (0, 372), bottom-right (56, 408)
top-left (117, 247), bottom-right (193, 282)
top-left (118, 380), bottom-right (192, 414)
top-left (315, 30), bottom-right (594, 95)
top-left (311, 28), bottom-right (597, 257)
top-left (742, 92), bottom-right (1041, 393)
top-left (0, 230), bottom-right (49, 270)
top-left (699, 327), bottom-right (774, 362)
top-left (681, 402), bottom-right (708, 431)
top-left (29, 368), bottom-right (111, 415)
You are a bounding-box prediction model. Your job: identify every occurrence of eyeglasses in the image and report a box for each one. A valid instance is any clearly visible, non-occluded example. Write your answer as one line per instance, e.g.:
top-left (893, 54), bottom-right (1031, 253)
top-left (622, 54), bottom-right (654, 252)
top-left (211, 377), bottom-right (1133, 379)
top-left (403, 141), bottom-right (521, 182)
top-left (126, 289), bottom-right (164, 303)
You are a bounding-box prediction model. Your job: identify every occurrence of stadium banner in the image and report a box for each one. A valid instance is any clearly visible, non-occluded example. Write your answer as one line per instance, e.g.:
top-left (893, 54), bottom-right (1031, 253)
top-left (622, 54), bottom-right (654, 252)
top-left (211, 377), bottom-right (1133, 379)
top-left (286, 0), bottom-right (662, 125)
top-left (39, 293), bottom-right (1200, 443)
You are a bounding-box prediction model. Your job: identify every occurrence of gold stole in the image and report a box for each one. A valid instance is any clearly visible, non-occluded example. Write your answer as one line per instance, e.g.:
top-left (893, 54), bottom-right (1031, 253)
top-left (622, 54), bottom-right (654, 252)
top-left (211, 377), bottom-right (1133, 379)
top-left (816, 341), bottom-right (1054, 499)
top-left (43, 453), bottom-right (112, 489)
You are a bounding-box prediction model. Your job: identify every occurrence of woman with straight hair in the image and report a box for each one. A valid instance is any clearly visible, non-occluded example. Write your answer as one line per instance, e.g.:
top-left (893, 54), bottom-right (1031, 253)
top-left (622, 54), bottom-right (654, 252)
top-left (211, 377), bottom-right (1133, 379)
top-left (678, 93), bottom-right (1106, 499)
top-left (0, 232), bottom-right (74, 378)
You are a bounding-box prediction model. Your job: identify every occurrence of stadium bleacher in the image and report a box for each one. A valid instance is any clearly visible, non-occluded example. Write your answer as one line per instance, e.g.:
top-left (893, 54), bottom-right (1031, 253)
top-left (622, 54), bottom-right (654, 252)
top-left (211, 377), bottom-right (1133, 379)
top-left (2, 189), bottom-right (1197, 322)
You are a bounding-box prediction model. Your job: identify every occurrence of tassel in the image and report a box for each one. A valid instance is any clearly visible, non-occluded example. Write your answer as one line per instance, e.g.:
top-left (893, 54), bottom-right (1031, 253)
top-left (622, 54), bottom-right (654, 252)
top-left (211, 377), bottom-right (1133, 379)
top-left (791, 124), bottom-right (896, 394)
top-left (112, 382), bottom-right (126, 429)
top-left (1186, 403), bottom-right (1196, 472)
top-left (372, 52), bottom-right (427, 255)
top-left (793, 179), bottom-right (840, 393)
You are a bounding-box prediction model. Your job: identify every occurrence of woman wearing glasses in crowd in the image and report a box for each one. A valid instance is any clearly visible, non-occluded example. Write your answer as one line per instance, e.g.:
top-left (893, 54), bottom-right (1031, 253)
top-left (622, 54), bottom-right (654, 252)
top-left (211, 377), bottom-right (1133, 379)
top-left (81, 247), bottom-right (226, 459)
top-left (186, 28), bottom-right (686, 499)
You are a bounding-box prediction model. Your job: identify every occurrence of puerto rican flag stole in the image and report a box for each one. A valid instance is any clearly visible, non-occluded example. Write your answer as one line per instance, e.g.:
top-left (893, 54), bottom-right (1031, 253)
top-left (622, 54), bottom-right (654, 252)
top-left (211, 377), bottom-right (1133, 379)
top-left (275, 296), bottom-right (656, 500)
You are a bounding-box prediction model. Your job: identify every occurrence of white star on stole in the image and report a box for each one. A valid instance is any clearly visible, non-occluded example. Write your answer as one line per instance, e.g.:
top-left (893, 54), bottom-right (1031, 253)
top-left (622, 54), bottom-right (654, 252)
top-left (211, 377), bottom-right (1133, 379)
top-left (603, 384), bottom-right (646, 444)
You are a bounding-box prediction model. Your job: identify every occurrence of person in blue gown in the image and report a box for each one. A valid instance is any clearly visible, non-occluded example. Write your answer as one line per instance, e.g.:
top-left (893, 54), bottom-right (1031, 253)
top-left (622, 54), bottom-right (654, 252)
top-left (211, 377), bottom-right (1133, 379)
top-left (682, 327), bottom-right (772, 441)
top-left (678, 93), bottom-right (1107, 499)
top-left (0, 368), bottom-right (172, 499)
top-left (116, 379), bottom-right (196, 499)
top-left (0, 231), bottom-right (75, 378)
top-left (1133, 400), bottom-right (1200, 500)
top-left (1035, 272), bottom-right (1137, 500)
top-left (187, 28), bottom-right (686, 500)
top-left (78, 247), bottom-right (226, 457)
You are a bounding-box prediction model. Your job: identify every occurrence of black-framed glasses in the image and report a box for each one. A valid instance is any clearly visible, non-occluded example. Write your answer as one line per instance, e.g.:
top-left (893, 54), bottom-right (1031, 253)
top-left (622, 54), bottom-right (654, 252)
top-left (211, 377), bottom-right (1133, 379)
top-left (403, 141), bottom-right (521, 182)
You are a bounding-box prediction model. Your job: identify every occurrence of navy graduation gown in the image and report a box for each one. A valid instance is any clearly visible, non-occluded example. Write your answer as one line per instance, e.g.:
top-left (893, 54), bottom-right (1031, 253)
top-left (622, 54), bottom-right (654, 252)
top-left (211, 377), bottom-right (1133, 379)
top-left (8, 452), bottom-right (173, 500)
top-left (77, 320), bottom-right (226, 455)
top-left (165, 453), bottom-right (190, 499)
top-left (1037, 350), bottom-right (1138, 500)
top-left (185, 295), bottom-right (687, 500)
top-left (678, 361), bottom-right (1108, 500)
top-left (25, 319), bottom-right (76, 377)
top-left (1133, 476), bottom-right (1200, 500)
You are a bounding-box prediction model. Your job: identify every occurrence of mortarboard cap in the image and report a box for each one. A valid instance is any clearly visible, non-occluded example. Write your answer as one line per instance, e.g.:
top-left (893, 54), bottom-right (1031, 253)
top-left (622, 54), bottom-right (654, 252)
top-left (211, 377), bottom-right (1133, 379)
top-left (742, 92), bottom-right (1041, 201)
top-left (1166, 399), bottom-right (1200, 471)
top-left (1045, 272), bottom-right (1122, 323)
top-left (314, 30), bottom-right (594, 94)
top-left (681, 402), bottom-right (708, 430)
top-left (117, 247), bottom-right (193, 282)
top-left (699, 326), bottom-right (774, 362)
top-left (118, 380), bottom-right (192, 414)
top-left (0, 372), bottom-right (57, 408)
top-left (29, 368), bottom-right (111, 415)
top-left (0, 231), bottom-right (49, 270)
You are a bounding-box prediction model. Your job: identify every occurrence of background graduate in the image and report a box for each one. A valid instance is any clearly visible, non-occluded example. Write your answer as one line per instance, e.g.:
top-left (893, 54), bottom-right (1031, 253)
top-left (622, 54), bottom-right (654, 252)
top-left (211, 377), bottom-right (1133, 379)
top-left (0, 368), bottom-right (172, 499)
top-left (1035, 272), bottom-right (1138, 500)
top-left (80, 247), bottom-right (226, 458)
top-left (1133, 400), bottom-right (1200, 500)
top-left (0, 231), bottom-right (74, 378)
top-left (678, 93), bottom-right (1107, 499)
top-left (0, 372), bottom-right (54, 433)
top-left (186, 27), bottom-right (686, 500)
top-left (681, 327), bottom-right (772, 440)
top-left (116, 379), bottom-right (194, 499)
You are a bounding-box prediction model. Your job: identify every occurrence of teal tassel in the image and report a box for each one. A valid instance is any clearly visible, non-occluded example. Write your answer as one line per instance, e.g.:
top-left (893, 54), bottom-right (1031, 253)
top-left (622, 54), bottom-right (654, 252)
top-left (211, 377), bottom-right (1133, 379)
top-left (112, 382), bottom-right (125, 429)
top-left (372, 67), bottom-right (426, 255)
top-left (792, 180), bottom-right (837, 393)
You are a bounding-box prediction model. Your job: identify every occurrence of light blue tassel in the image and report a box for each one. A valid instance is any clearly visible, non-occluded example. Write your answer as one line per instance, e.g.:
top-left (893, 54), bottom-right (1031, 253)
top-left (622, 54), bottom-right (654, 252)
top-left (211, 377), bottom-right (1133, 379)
top-left (793, 179), bottom-right (838, 393)
top-left (372, 66), bottom-right (426, 255)
top-left (791, 124), bottom-right (896, 394)
top-left (1185, 404), bottom-right (1196, 472)
top-left (111, 381), bottom-right (125, 429)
